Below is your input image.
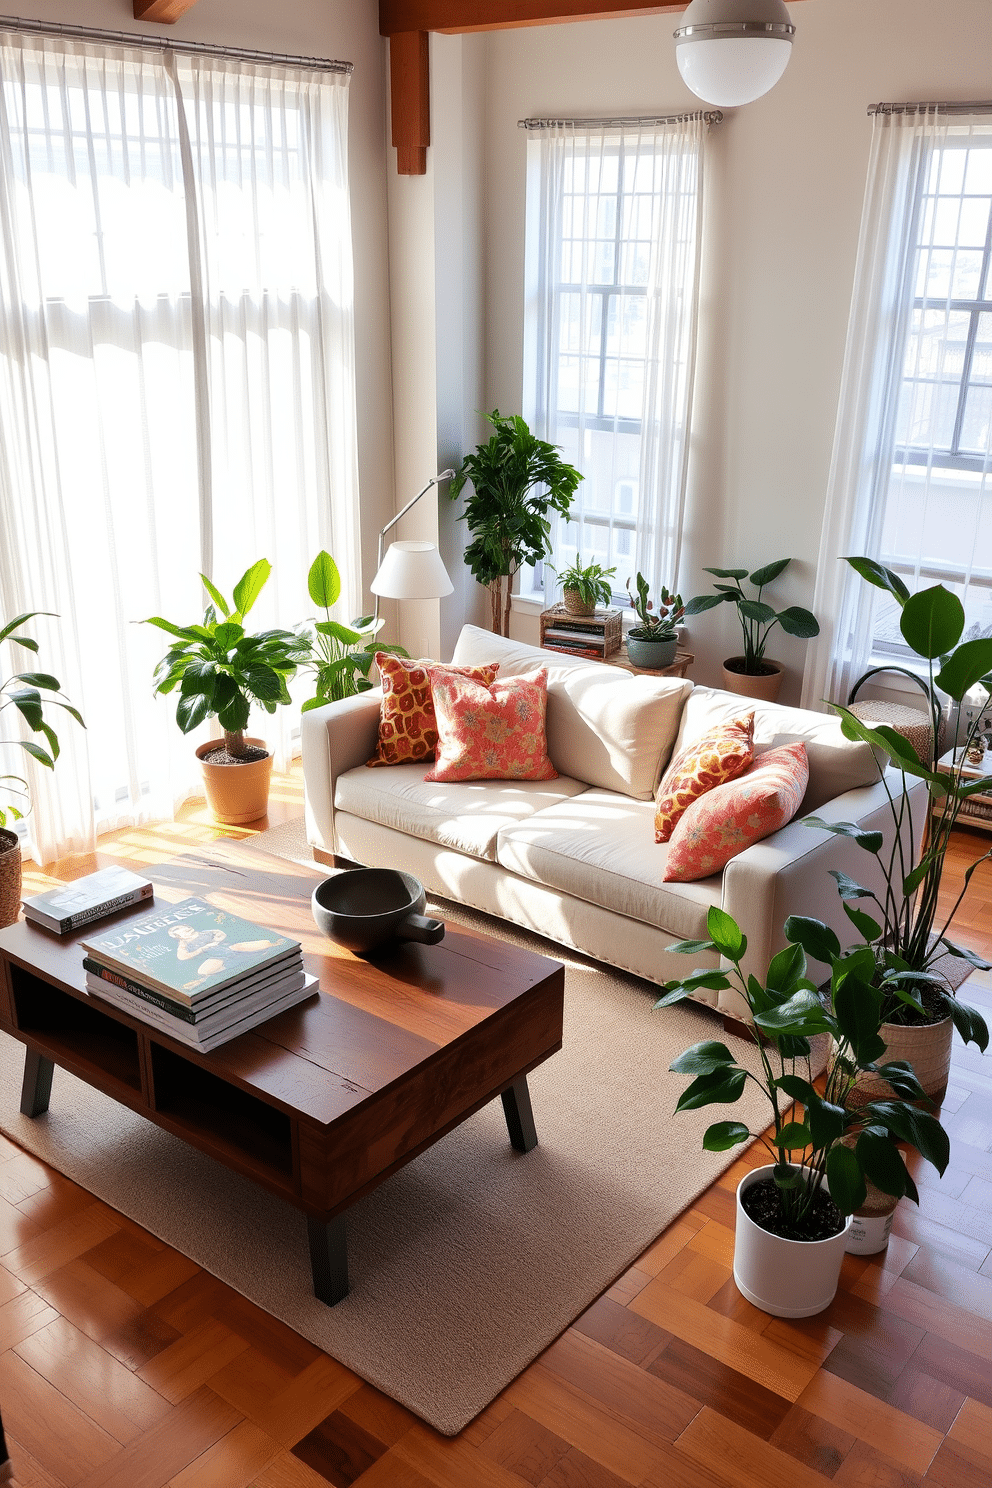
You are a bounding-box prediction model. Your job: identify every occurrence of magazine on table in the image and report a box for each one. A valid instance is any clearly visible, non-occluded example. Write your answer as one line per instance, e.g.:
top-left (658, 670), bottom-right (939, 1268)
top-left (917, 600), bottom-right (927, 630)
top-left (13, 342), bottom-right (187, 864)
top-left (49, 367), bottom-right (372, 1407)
top-left (22, 866), bottom-right (153, 934)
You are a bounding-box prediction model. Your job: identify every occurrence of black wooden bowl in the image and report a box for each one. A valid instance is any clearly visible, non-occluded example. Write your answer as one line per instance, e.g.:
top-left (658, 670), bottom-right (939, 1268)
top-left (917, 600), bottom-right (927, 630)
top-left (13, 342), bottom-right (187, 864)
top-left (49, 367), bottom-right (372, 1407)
top-left (311, 868), bottom-right (445, 955)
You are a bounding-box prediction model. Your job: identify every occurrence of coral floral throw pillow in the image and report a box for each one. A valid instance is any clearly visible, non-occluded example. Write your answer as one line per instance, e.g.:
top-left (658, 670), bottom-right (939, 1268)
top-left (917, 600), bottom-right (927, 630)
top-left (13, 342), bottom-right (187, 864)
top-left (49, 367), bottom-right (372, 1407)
top-left (663, 742), bottom-right (810, 882)
top-left (424, 667), bottom-right (558, 783)
top-left (654, 713), bottom-right (755, 843)
top-left (367, 655), bottom-right (499, 767)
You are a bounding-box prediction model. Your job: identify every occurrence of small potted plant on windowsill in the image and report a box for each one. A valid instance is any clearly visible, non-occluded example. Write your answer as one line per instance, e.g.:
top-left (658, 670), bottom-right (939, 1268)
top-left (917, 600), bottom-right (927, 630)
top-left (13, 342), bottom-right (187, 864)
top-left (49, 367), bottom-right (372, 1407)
top-left (144, 560), bottom-right (308, 826)
top-left (661, 905), bottom-right (949, 1316)
top-left (685, 559), bottom-right (819, 701)
top-left (625, 572), bottom-right (684, 669)
top-left (552, 556), bottom-right (617, 618)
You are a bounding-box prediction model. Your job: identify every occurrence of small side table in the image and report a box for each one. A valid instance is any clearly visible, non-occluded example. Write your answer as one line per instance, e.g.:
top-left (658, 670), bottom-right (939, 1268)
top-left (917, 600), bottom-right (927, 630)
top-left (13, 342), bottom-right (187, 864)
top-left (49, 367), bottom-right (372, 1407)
top-left (613, 645), bottom-right (693, 679)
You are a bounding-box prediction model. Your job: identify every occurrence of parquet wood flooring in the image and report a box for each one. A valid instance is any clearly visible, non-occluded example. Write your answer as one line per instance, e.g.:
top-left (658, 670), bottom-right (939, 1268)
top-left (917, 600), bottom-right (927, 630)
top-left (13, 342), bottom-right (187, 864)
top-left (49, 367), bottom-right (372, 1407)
top-left (0, 779), bottom-right (990, 1486)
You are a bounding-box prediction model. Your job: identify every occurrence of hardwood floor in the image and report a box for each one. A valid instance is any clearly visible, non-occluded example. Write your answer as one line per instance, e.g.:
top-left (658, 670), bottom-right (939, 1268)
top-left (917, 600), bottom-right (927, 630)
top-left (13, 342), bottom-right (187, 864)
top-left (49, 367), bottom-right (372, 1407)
top-left (2, 776), bottom-right (991, 1487)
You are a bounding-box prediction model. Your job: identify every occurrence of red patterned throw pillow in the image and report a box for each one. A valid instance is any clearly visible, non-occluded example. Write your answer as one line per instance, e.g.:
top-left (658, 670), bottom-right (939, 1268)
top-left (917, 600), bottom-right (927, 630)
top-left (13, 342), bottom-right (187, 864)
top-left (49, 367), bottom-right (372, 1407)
top-left (654, 713), bottom-right (755, 843)
top-left (367, 655), bottom-right (499, 767)
top-left (424, 667), bottom-right (558, 783)
top-left (663, 742), bottom-right (810, 881)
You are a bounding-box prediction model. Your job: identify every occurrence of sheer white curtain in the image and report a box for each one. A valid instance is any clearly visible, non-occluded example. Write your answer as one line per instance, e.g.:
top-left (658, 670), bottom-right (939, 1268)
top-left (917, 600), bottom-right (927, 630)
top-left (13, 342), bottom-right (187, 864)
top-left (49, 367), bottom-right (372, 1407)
top-left (0, 31), bottom-right (359, 862)
top-left (523, 116), bottom-right (706, 604)
top-left (803, 108), bottom-right (992, 710)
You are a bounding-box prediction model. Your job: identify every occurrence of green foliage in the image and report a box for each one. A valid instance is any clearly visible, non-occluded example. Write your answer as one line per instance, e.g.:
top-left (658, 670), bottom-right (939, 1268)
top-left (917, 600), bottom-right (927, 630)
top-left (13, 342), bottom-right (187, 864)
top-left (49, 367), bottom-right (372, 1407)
top-left (806, 558), bottom-right (992, 1047)
top-left (625, 572), bottom-right (684, 641)
top-left (684, 560), bottom-right (819, 673)
top-left (144, 561), bottom-right (308, 758)
top-left (0, 612), bottom-right (85, 830)
top-left (450, 411), bottom-right (583, 635)
top-left (552, 556), bottom-right (616, 609)
top-left (661, 906), bottom-right (950, 1236)
top-left (296, 550), bottom-right (408, 708)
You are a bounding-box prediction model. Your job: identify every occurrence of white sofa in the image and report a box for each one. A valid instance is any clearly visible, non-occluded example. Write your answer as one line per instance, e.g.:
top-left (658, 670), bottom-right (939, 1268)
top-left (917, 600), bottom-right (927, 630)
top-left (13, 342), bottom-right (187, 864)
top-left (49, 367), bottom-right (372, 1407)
top-left (301, 624), bottom-right (926, 1023)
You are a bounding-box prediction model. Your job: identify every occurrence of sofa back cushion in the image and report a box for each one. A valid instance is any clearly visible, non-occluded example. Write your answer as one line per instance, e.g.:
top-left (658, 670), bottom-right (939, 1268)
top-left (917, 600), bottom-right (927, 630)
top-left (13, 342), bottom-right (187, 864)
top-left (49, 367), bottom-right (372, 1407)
top-left (451, 624), bottom-right (691, 799)
top-left (672, 686), bottom-right (877, 812)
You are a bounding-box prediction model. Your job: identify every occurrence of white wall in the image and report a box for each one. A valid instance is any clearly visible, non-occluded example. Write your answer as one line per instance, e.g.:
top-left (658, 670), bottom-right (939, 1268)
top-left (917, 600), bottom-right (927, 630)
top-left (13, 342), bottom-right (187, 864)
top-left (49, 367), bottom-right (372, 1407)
top-left (11, 0), bottom-right (394, 619)
top-left (479, 0), bottom-right (992, 699)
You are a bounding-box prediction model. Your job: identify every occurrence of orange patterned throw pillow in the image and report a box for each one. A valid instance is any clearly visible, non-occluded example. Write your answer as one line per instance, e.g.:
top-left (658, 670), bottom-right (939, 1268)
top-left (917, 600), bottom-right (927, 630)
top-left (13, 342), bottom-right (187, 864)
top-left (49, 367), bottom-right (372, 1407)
top-left (654, 713), bottom-right (755, 843)
top-left (424, 667), bottom-right (558, 783)
top-left (367, 656), bottom-right (499, 766)
top-left (663, 742), bottom-right (809, 882)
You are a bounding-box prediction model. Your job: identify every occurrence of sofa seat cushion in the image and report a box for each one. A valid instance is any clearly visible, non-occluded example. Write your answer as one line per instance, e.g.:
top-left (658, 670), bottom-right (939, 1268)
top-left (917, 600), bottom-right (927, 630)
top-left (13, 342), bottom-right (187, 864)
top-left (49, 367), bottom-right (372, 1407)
top-left (334, 763), bottom-right (589, 862)
top-left (451, 623), bottom-right (691, 799)
top-left (496, 789), bottom-right (717, 942)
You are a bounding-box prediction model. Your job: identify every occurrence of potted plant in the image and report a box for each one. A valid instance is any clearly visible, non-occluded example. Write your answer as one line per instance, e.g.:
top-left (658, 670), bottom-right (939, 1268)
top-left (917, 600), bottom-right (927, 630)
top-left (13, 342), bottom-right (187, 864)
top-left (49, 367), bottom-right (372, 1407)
top-left (450, 410), bottom-right (583, 636)
top-left (551, 556), bottom-right (616, 618)
top-left (684, 559), bottom-right (819, 701)
top-left (625, 572), bottom-right (684, 669)
top-left (808, 560), bottom-right (991, 1106)
top-left (144, 560), bottom-right (308, 825)
top-left (0, 611), bottom-right (85, 926)
top-left (297, 550), bottom-right (408, 710)
top-left (660, 905), bottom-right (949, 1316)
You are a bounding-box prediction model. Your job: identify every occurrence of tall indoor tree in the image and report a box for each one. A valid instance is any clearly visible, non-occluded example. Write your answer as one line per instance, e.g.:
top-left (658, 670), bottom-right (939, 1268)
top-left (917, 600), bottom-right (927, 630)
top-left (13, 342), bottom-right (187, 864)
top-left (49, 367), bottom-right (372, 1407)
top-left (450, 411), bottom-right (582, 635)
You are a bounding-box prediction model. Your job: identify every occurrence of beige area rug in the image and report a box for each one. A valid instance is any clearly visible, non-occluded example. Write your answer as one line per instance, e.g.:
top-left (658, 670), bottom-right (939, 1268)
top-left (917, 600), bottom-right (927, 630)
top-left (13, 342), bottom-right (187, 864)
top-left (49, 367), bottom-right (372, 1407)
top-left (0, 818), bottom-right (820, 1437)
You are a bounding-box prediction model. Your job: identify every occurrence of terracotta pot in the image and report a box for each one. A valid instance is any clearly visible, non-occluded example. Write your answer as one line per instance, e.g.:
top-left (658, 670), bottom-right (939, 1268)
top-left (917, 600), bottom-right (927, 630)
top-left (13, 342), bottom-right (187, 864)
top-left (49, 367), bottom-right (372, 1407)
top-left (721, 657), bottom-right (784, 703)
top-left (195, 738), bottom-right (273, 825)
top-left (849, 1015), bottom-right (954, 1110)
top-left (0, 828), bottom-right (21, 929)
top-left (562, 588), bottom-right (596, 617)
top-left (734, 1165), bottom-right (851, 1318)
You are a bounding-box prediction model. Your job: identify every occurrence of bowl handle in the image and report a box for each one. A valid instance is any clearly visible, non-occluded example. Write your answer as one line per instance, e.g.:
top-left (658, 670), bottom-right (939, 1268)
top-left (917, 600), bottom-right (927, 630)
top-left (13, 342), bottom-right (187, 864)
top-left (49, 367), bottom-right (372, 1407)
top-left (399, 913), bottom-right (445, 945)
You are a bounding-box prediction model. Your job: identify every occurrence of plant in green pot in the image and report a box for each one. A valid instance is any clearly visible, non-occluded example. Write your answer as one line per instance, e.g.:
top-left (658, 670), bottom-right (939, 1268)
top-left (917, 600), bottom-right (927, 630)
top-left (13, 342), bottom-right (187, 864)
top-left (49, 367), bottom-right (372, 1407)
top-left (0, 612), bottom-right (85, 926)
top-left (450, 410), bottom-right (583, 637)
top-left (685, 559), bottom-right (819, 702)
top-left (551, 556), bottom-right (617, 618)
top-left (144, 560), bottom-right (308, 825)
top-left (296, 550), bottom-right (407, 710)
top-left (661, 906), bottom-right (949, 1316)
top-left (625, 572), bottom-right (684, 669)
top-left (808, 560), bottom-right (991, 1108)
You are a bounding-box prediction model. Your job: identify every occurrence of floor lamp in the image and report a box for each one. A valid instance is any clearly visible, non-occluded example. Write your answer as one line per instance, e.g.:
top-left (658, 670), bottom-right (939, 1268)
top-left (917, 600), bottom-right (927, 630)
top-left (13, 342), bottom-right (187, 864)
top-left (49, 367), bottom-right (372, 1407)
top-left (371, 471), bottom-right (455, 625)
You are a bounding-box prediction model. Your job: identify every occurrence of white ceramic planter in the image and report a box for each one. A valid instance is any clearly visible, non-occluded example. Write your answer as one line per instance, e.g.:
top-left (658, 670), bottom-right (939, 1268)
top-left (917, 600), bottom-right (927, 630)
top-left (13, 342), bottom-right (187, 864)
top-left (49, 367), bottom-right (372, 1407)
top-left (734, 1166), bottom-right (851, 1317)
top-left (846, 1209), bottom-right (895, 1255)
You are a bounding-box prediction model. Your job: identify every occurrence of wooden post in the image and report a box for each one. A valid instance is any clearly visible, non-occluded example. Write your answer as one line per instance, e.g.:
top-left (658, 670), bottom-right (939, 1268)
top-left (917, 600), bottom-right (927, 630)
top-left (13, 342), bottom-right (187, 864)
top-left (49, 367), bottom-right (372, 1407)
top-left (390, 31), bottom-right (430, 176)
top-left (133, 0), bottom-right (201, 21)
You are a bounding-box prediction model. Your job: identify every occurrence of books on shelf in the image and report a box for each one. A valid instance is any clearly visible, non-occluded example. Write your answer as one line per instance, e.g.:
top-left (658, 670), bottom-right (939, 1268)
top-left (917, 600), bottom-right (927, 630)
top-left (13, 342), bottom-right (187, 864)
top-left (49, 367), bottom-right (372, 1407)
top-left (22, 865), bottom-right (154, 934)
top-left (539, 604), bottom-right (623, 658)
top-left (82, 896), bottom-right (301, 1002)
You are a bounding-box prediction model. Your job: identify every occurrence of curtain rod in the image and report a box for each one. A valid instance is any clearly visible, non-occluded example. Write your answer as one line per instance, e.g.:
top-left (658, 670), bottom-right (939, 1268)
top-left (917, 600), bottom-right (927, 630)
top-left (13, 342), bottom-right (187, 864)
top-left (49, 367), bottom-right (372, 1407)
top-left (519, 111), bottom-right (722, 129)
top-left (869, 101), bottom-right (992, 117)
top-left (0, 13), bottom-right (352, 74)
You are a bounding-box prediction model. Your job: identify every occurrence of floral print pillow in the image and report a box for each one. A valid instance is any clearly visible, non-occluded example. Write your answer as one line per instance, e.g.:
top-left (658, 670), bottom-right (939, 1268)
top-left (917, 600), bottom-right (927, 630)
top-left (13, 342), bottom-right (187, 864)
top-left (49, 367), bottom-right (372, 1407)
top-left (424, 668), bottom-right (558, 782)
top-left (663, 742), bottom-right (809, 881)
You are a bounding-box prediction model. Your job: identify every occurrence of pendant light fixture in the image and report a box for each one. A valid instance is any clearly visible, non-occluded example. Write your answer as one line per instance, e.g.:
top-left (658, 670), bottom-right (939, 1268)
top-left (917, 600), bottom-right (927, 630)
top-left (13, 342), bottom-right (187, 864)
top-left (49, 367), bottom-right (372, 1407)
top-left (674, 0), bottom-right (795, 108)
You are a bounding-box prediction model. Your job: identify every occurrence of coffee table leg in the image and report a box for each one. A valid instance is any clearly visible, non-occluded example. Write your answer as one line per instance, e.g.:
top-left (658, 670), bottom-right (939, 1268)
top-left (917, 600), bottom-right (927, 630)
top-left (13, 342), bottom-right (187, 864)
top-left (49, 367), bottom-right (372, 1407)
top-left (20, 1050), bottom-right (54, 1118)
top-left (307, 1214), bottom-right (349, 1305)
top-left (501, 1076), bottom-right (538, 1153)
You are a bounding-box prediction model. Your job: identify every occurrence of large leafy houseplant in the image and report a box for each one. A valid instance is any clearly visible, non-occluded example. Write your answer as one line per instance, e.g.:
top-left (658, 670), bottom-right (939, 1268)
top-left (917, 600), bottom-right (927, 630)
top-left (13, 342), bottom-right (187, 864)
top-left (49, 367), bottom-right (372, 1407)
top-left (450, 411), bottom-right (583, 637)
top-left (661, 907), bottom-right (949, 1250)
top-left (297, 551), bottom-right (407, 710)
top-left (685, 559), bottom-right (819, 676)
top-left (144, 560), bottom-right (307, 760)
top-left (1, 611), bottom-right (85, 830)
top-left (811, 560), bottom-right (990, 1054)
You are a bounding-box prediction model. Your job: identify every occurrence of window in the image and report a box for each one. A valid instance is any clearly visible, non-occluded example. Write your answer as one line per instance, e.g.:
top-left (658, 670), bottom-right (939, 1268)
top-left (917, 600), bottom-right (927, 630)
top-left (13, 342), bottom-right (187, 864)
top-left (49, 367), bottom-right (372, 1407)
top-left (809, 110), bottom-right (992, 708)
top-left (0, 31), bottom-right (359, 860)
top-left (522, 116), bottom-right (709, 607)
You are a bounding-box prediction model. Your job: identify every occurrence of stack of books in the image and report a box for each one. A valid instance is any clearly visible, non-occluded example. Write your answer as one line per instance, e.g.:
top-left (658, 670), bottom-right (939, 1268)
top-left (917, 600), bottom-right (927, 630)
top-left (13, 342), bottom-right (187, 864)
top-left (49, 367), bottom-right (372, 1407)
top-left (539, 604), bottom-right (623, 660)
top-left (82, 897), bottom-right (316, 1051)
top-left (22, 864), bottom-right (154, 934)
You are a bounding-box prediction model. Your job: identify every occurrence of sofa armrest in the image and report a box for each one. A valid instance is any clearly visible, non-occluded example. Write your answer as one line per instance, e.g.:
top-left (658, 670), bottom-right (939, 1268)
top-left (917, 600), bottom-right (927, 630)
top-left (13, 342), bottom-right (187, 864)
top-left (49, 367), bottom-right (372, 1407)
top-left (721, 770), bottom-right (929, 994)
top-left (301, 690), bottom-right (383, 854)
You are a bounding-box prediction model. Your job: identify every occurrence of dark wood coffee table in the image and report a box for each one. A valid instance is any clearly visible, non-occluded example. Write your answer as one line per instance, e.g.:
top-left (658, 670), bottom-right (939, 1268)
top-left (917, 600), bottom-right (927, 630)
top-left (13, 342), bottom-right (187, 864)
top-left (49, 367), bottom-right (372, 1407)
top-left (0, 841), bottom-right (564, 1304)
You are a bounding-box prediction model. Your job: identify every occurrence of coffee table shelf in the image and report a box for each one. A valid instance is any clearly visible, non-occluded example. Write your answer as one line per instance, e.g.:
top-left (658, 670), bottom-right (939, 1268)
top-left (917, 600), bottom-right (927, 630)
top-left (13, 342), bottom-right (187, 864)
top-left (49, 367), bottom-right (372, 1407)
top-left (10, 964), bottom-right (143, 1094)
top-left (151, 1044), bottom-right (295, 1181)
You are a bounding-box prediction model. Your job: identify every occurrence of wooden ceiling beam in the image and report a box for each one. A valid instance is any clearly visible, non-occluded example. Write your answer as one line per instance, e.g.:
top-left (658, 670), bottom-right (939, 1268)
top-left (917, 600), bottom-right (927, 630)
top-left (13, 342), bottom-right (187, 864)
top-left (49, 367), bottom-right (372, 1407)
top-left (133, 0), bottom-right (201, 22)
top-left (381, 0), bottom-right (686, 37)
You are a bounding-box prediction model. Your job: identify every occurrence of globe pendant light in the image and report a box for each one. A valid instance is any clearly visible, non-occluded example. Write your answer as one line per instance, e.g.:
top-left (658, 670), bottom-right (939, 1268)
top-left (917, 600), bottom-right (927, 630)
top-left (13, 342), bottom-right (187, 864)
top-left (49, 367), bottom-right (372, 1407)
top-left (674, 0), bottom-right (795, 108)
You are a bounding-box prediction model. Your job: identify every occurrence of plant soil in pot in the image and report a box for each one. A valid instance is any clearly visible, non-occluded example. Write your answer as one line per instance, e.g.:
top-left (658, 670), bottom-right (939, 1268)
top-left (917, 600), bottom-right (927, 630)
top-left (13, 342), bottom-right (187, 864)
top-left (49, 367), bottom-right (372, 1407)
top-left (196, 737), bottom-right (273, 825)
top-left (735, 1166), bottom-right (851, 1317)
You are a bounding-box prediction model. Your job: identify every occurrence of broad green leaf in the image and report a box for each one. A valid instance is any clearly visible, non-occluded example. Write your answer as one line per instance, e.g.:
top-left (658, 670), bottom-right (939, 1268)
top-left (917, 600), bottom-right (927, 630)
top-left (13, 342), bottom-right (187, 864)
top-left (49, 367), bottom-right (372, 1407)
top-left (774, 1074), bottom-right (819, 1105)
top-left (175, 692), bottom-right (212, 734)
top-left (673, 1067), bottom-right (747, 1112)
top-left (856, 1130), bottom-right (909, 1198)
top-left (766, 941), bottom-right (807, 994)
top-left (772, 1121), bottom-right (812, 1150)
top-left (825, 1142), bottom-right (866, 1215)
top-left (232, 559), bottom-right (271, 620)
top-left (807, 1098), bottom-right (845, 1149)
top-left (200, 574), bottom-right (230, 617)
top-left (665, 937), bottom-right (716, 955)
top-left (308, 550), bottom-right (342, 609)
top-left (869, 1101), bottom-right (950, 1174)
top-left (738, 599), bottom-right (776, 623)
top-left (900, 584), bottom-right (964, 658)
top-left (18, 740), bottom-right (55, 768)
top-left (934, 638), bottom-right (992, 701)
top-left (777, 606), bottom-right (820, 638)
top-left (12, 672), bottom-right (60, 691)
top-left (844, 556), bottom-right (910, 602)
top-left (874, 1060), bottom-right (926, 1100)
top-left (944, 995), bottom-right (990, 1052)
top-left (749, 558), bottom-right (791, 587)
top-left (829, 868), bottom-right (876, 901)
top-left (706, 907), bottom-right (746, 961)
top-left (772, 1163), bottom-right (802, 1189)
top-left (669, 1041), bottom-right (737, 1076)
top-left (702, 1121), bottom-right (751, 1152)
top-left (684, 592), bottom-right (731, 615)
top-left (784, 916), bottom-right (840, 962)
top-left (843, 902), bottom-right (883, 942)
top-left (703, 566), bottom-right (749, 580)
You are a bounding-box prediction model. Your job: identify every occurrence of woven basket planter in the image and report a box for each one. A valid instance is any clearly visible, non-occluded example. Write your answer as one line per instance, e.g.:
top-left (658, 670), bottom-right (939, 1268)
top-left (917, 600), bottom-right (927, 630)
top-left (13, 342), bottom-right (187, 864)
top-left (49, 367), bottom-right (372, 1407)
top-left (848, 1015), bottom-right (954, 1110)
top-left (561, 588), bottom-right (596, 618)
top-left (0, 829), bottom-right (22, 929)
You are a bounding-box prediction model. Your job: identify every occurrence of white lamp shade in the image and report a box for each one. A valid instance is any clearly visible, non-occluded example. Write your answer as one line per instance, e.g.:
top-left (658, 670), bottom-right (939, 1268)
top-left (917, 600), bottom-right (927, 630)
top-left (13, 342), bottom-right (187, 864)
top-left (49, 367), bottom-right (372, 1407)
top-left (370, 540), bottom-right (454, 600)
top-left (674, 0), bottom-right (794, 107)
